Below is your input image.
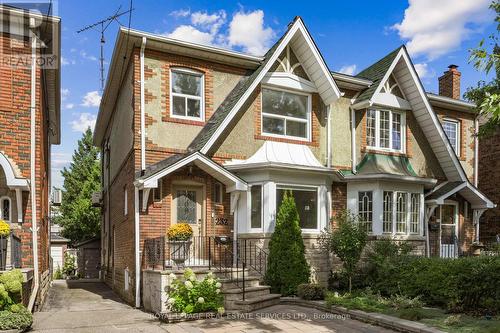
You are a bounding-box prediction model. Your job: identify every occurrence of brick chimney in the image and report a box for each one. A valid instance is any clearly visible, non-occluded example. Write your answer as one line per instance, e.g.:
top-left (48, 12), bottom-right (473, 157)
top-left (438, 64), bottom-right (461, 99)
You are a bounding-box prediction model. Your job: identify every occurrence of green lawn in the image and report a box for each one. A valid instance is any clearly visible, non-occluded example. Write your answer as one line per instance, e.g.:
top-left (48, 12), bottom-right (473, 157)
top-left (325, 292), bottom-right (500, 333)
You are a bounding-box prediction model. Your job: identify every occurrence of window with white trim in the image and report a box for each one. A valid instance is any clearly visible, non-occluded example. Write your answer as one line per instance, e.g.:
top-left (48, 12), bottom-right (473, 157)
top-left (170, 68), bottom-right (204, 120)
top-left (379, 191), bottom-right (421, 235)
top-left (409, 193), bottom-right (420, 234)
top-left (262, 87), bottom-right (311, 140)
top-left (0, 197), bottom-right (11, 222)
top-left (366, 109), bottom-right (405, 152)
top-left (396, 192), bottom-right (407, 233)
top-left (358, 191), bottom-right (373, 232)
top-left (277, 187), bottom-right (317, 230)
top-left (153, 181), bottom-right (162, 202)
top-left (442, 119), bottom-right (459, 156)
top-left (213, 182), bottom-right (223, 204)
top-left (250, 185), bottom-right (262, 229)
top-left (383, 191), bottom-right (393, 233)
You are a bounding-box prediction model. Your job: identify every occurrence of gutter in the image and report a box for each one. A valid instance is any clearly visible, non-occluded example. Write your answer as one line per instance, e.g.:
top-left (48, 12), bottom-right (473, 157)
top-left (28, 18), bottom-right (39, 312)
top-left (134, 187), bottom-right (140, 308)
top-left (474, 117), bottom-right (479, 187)
top-left (326, 105), bottom-right (331, 168)
top-left (140, 37), bottom-right (146, 171)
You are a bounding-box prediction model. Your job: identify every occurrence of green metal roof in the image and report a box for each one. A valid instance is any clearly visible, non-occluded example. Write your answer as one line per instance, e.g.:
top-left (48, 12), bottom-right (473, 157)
top-left (354, 46), bottom-right (403, 104)
top-left (340, 153), bottom-right (418, 177)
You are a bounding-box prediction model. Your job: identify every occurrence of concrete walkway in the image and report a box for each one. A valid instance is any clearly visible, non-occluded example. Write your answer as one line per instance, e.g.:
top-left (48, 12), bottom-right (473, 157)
top-left (33, 280), bottom-right (396, 332)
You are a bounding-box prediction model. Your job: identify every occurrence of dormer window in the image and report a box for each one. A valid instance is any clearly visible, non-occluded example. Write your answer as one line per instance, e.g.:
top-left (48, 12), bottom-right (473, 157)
top-left (442, 119), bottom-right (460, 156)
top-left (262, 87), bottom-right (311, 140)
top-left (366, 109), bottom-right (405, 152)
top-left (170, 68), bottom-right (204, 121)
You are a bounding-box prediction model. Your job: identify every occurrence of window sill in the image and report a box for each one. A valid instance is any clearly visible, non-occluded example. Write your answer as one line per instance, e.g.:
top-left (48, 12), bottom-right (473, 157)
top-left (255, 134), bottom-right (317, 146)
top-left (162, 116), bottom-right (205, 126)
top-left (362, 147), bottom-right (409, 157)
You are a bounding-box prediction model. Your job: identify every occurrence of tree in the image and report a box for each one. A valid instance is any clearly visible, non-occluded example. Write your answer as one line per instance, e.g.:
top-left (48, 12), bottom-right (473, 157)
top-left (465, 1), bottom-right (500, 136)
top-left (319, 211), bottom-right (368, 293)
top-left (55, 128), bottom-right (101, 244)
top-left (264, 191), bottom-right (310, 296)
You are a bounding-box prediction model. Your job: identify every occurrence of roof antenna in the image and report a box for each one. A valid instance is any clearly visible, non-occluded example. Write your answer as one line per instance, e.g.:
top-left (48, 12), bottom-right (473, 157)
top-left (76, 5), bottom-right (134, 92)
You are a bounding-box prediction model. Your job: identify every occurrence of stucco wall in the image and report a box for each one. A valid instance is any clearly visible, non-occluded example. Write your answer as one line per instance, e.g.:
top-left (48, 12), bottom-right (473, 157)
top-left (109, 65), bottom-right (134, 181)
top-left (330, 97), bottom-right (352, 169)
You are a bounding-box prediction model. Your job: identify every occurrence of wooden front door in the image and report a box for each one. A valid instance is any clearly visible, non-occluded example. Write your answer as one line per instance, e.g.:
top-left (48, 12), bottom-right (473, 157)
top-left (440, 204), bottom-right (458, 258)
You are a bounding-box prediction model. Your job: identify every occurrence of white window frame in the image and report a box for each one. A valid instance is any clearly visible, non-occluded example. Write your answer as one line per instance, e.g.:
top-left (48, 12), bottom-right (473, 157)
top-left (169, 67), bottom-right (205, 121)
top-left (381, 191), bottom-right (422, 236)
top-left (261, 86), bottom-right (312, 141)
top-left (0, 196), bottom-right (11, 222)
top-left (153, 181), bottom-right (162, 202)
top-left (213, 182), bottom-right (223, 204)
top-left (442, 118), bottom-right (460, 157)
top-left (366, 108), bottom-right (406, 153)
top-left (249, 184), bottom-right (264, 231)
top-left (124, 187), bottom-right (128, 216)
top-left (276, 184), bottom-right (319, 232)
top-left (358, 191), bottom-right (373, 233)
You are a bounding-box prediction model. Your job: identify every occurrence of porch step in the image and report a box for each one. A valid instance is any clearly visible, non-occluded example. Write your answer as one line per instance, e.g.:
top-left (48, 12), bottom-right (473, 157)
top-left (233, 294), bottom-right (281, 312)
top-left (223, 285), bottom-right (271, 301)
top-left (220, 276), bottom-right (262, 289)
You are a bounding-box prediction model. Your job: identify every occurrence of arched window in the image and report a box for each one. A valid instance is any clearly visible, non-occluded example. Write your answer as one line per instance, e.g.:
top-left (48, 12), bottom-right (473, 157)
top-left (0, 196), bottom-right (11, 222)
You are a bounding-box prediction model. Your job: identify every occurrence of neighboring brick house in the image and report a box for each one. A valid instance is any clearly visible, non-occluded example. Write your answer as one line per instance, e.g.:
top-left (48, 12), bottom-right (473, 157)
top-left (0, 5), bottom-right (61, 309)
top-left (94, 17), bottom-right (494, 307)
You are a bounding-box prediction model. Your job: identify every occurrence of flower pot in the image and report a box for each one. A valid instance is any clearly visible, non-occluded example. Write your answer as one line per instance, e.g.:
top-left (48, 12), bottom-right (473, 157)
top-left (0, 237), bottom-right (7, 270)
top-left (170, 240), bottom-right (192, 266)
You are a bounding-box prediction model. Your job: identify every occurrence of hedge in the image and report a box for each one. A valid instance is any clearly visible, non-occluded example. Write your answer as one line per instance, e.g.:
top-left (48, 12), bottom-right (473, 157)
top-left (364, 255), bottom-right (500, 313)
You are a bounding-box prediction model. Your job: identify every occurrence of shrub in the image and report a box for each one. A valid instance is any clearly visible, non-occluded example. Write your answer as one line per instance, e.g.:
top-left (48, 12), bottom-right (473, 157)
top-left (0, 305), bottom-right (33, 330)
top-left (63, 252), bottom-right (76, 276)
top-left (325, 291), bottom-right (388, 313)
top-left (398, 308), bottom-right (427, 321)
top-left (297, 283), bottom-right (325, 300)
top-left (265, 191), bottom-right (310, 296)
top-left (387, 294), bottom-right (423, 310)
top-left (0, 219), bottom-right (10, 237)
top-left (167, 269), bottom-right (224, 314)
top-left (0, 269), bottom-right (23, 309)
top-left (443, 314), bottom-right (462, 326)
top-left (319, 211), bottom-right (367, 293)
top-left (53, 267), bottom-right (63, 280)
top-left (364, 255), bottom-right (500, 314)
top-left (167, 223), bottom-right (193, 241)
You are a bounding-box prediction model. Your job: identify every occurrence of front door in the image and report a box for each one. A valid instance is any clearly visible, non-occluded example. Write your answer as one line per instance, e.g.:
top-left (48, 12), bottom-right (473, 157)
top-left (172, 186), bottom-right (206, 266)
top-left (440, 204), bottom-right (458, 258)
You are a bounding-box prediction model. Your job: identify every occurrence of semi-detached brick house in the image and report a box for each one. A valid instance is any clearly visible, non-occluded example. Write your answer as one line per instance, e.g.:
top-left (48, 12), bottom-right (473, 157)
top-left (94, 16), bottom-right (495, 308)
top-left (0, 5), bottom-right (61, 309)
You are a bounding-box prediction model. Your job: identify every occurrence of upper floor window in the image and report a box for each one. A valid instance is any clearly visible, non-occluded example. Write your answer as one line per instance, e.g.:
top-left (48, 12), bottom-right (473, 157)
top-left (442, 119), bottom-right (460, 156)
top-left (170, 68), bottom-right (204, 121)
top-left (366, 109), bottom-right (405, 152)
top-left (262, 87), bottom-right (311, 141)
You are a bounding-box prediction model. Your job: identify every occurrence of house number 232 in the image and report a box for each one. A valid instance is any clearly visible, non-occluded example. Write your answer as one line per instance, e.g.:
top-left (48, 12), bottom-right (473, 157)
top-left (215, 217), bottom-right (229, 225)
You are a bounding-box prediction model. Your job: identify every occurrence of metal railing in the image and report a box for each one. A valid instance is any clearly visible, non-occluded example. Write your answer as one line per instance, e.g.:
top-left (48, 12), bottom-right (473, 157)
top-left (144, 236), bottom-right (271, 301)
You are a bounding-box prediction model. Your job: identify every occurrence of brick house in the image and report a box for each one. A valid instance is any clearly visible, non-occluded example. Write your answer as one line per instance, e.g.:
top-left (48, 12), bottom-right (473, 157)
top-left (94, 17), bottom-right (494, 308)
top-left (0, 5), bottom-right (61, 309)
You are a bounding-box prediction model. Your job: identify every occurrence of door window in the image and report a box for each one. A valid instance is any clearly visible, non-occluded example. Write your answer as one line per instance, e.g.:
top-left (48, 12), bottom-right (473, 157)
top-left (176, 190), bottom-right (197, 224)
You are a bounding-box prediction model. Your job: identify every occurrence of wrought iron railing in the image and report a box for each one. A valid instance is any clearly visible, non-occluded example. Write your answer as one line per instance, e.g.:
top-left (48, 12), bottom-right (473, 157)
top-left (237, 238), bottom-right (268, 279)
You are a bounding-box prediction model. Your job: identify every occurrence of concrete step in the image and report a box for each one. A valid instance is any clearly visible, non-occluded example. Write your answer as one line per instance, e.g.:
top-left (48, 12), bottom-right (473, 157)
top-left (233, 293), bottom-right (281, 312)
top-left (222, 285), bottom-right (271, 301)
top-left (219, 276), bottom-right (262, 289)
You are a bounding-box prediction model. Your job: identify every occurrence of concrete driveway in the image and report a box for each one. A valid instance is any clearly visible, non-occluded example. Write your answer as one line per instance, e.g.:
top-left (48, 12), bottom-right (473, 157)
top-left (33, 280), bottom-right (396, 332)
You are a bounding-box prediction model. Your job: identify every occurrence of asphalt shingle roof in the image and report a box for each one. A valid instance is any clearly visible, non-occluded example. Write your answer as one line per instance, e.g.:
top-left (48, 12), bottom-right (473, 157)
top-left (354, 46), bottom-right (403, 104)
top-left (136, 153), bottom-right (188, 180)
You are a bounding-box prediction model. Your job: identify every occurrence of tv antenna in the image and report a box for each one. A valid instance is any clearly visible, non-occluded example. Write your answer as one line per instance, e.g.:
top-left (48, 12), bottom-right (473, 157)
top-left (77, 6), bottom-right (134, 91)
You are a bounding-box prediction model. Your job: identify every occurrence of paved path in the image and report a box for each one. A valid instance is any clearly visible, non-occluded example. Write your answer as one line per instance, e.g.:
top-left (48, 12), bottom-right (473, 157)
top-left (33, 280), bottom-right (395, 332)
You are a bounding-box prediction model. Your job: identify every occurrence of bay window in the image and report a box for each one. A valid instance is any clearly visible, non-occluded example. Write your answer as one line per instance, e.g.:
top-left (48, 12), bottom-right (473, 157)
top-left (378, 191), bottom-right (422, 235)
top-left (262, 87), bottom-right (311, 140)
top-left (276, 187), bottom-right (317, 230)
top-left (366, 109), bottom-right (405, 152)
top-left (358, 191), bottom-right (373, 232)
top-left (170, 68), bottom-right (204, 120)
top-left (250, 185), bottom-right (262, 229)
top-left (442, 119), bottom-right (459, 156)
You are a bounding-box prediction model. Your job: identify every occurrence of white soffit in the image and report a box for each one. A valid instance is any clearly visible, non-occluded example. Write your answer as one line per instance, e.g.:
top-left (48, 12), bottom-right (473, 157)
top-left (225, 141), bottom-right (324, 168)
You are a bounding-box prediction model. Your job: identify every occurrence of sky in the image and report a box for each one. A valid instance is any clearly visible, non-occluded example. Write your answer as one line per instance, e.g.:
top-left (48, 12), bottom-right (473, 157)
top-left (51, 0), bottom-right (497, 189)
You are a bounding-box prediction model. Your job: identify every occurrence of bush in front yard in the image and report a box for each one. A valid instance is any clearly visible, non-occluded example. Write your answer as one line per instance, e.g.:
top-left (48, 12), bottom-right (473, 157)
top-left (364, 255), bottom-right (500, 314)
top-left (297, 283), bottom-right (325, 300)
top-left (0, 269), bottom-right (23, 310)
top-left (0, 304), bottom-right (33, 330)
top-left (265, 191), bottom-right (310, 296)
top-left (166, 269), bottom-right (224, 314)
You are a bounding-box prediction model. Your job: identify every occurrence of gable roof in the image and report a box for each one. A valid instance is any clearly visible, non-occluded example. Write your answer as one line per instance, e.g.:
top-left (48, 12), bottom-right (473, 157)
top-left (188, 16), bottom-right (341, 154)
top-left (354, 46), bottom-right (403, 104)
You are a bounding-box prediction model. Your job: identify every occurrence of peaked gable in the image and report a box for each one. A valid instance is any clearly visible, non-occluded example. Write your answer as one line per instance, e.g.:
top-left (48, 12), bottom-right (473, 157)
top-left (356, 47), bottom-right (467, 182)
top-left (188, 16), bottom-right (340, 155)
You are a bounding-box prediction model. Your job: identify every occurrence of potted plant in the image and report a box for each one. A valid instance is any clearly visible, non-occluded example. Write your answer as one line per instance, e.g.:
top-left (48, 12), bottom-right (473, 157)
top-left (167, 223), bottom-right (193, 267)
top-left (0, 219), bottom-right (10, 270)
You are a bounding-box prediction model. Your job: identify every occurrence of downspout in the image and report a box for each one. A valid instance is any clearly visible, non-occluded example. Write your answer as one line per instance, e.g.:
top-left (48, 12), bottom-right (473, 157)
top-left (134, 187), bottom-right (140, 308)
top-left (474, 117), bottom-right (479, 187)
top-left (28, 17), bottom-right (39, 312)
top-left (134, 36), bottom-right (146, 308)
top-left (350, 106), bottom-right (357, 173)
top-left (140, 37), bottom-right (146, 171)
top-left (326, 105), bottom-right (332, 168)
